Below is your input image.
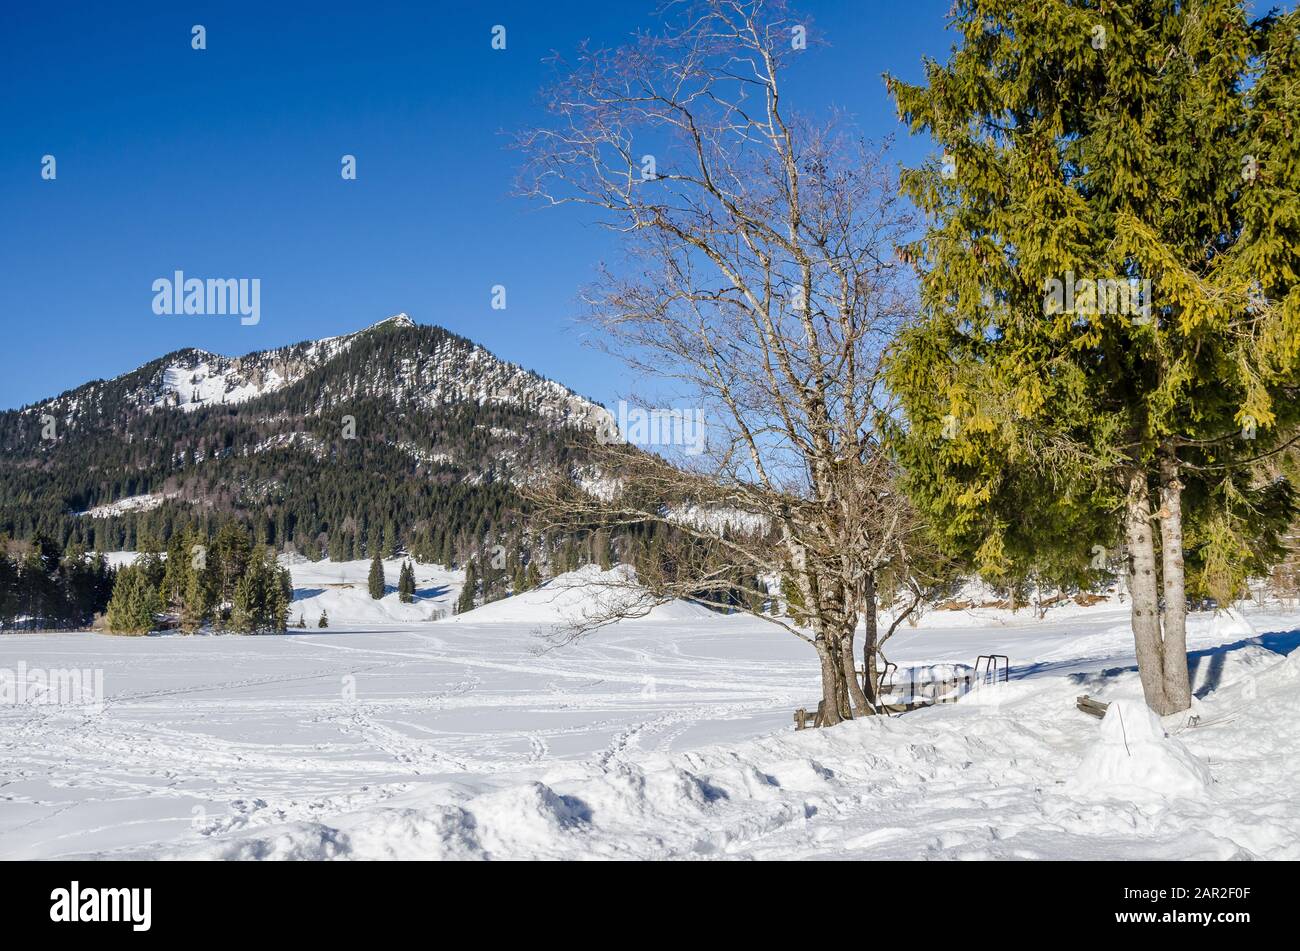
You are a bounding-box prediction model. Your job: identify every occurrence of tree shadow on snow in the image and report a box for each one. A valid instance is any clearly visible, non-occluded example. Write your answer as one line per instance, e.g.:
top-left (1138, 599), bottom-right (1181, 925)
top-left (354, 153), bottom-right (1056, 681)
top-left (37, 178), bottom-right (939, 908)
top-left (1186, 628), bottom-right (1300, 698)
top-left (1056, 626), bottom-right (1300, 698)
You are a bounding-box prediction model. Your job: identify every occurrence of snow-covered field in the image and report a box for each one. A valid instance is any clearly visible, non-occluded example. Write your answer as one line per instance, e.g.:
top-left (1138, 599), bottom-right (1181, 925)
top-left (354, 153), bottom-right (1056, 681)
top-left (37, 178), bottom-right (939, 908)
top-left (2, 561), bottom-right (1298, 860)
top-left (283, 556), bottom-right (463, 626)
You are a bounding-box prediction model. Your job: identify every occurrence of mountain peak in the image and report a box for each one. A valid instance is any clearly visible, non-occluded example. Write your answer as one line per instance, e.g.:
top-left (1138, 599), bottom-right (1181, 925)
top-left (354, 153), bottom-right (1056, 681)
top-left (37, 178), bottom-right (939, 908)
top-left (15, 311), bottom-right (606, 442)
top-left (368, 313), bottom-right (414, 330)
top-left (1, 310), bottom-right (612, 538)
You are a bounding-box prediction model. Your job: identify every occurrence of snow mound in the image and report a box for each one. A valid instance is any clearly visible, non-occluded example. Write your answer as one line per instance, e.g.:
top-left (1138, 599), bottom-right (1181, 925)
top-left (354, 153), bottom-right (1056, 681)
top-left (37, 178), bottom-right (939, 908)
top-left (450, 565), bottom-right (719, 626)
top-left (1065, 700), bottom-right (1212, 803)
top-left (282, 556), bottom-right (461, 626)
top-left (1188, 608), bottom-right (1258, 645)
top-left (469, 783), bottom-right (592, 856)
top-left (1190, 643), bottom-right (1283, 698)
top-left (1283, 649), bottom-right (1300, 679)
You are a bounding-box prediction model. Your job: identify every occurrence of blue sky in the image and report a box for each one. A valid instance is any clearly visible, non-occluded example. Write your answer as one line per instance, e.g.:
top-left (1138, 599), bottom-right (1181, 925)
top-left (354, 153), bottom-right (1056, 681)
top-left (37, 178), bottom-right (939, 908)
top-left (0, 1), bottom-right (954, 410)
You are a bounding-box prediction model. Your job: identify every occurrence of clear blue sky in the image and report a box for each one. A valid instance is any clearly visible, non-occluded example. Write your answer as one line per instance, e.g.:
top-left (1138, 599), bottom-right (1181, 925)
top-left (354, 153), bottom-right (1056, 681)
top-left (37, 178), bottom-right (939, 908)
top-left (0, 0), bottom-right (954, 410)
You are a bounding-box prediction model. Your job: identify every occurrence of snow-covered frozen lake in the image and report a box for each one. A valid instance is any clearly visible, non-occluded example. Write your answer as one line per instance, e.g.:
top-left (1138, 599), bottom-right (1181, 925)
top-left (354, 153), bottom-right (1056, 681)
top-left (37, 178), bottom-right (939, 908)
top-left (2, 563), bottom-right (1299, 860)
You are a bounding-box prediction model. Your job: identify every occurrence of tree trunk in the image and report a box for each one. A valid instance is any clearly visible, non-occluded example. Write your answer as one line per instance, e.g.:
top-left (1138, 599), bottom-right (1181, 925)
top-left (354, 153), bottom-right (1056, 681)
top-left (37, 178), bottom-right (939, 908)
top-left (1125, 466), bottom-right (1171, 714)
top-left (814, 639), bottom-right (844, 725)
top-left (841, 631), bottom-right (870, 716)
top-left (831, 630), bottom-right (854, 721)
top-left (1158, 450), bottom-right (1192, 713)
top-left (860, 572), bottom-right (880, 710)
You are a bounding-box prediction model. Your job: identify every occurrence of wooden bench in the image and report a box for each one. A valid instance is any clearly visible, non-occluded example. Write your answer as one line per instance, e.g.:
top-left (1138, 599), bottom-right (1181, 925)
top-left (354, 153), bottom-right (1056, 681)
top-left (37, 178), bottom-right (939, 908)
top-left (796, 658), bottom-right (1014, 727)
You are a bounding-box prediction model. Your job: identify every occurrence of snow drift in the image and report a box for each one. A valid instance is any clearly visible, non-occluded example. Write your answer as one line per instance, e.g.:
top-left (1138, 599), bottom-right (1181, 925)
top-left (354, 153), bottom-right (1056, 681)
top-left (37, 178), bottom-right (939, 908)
top-left (1065, 700), bottom-right (1212, 803)
top-left (449, 564), bottom-right (720, 627)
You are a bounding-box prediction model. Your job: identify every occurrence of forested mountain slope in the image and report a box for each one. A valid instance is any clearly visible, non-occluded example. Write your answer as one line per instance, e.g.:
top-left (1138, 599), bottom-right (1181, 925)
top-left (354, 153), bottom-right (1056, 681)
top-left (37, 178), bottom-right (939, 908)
top-left (0, 315), bottom-right (607, 562)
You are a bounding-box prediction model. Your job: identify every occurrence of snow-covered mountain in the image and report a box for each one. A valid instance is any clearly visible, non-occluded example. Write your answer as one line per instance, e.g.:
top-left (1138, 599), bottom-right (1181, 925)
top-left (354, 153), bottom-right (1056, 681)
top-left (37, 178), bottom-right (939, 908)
top-left (0, 315), bottom-right (609, 546)
top-left (19, 313), bottom-right (603, 430)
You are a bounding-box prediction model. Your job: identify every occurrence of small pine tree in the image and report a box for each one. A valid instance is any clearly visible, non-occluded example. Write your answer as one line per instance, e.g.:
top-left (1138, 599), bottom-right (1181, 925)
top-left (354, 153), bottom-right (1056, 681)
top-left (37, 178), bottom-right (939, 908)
top-left (318, 610), bottom-right (329, 628)
top-left (273, 563), bottom-right (293, 632)
top-left (296, 613), bottom-right (307, 628)
top-left (456, 560), bottom-right (478, 614)
top-left (398, 560), bottom-right (416, 603)
top-left (368, 552), bottom-right (386, 600)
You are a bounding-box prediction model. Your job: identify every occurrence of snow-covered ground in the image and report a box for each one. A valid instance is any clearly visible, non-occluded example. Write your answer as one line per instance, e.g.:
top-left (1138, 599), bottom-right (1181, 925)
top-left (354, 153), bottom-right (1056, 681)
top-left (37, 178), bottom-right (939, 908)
top-left (282, 556), bottom-right (462, 626)
top-left (1, 562), bottom-right (1298, 860)
top-left (76, 493), bottom-right (173, 519)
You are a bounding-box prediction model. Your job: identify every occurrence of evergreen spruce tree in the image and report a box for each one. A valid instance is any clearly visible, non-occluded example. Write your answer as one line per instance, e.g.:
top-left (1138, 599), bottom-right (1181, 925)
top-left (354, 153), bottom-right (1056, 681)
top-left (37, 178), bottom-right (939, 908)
top-left (398, 560), bottom-right (416, 603)
top-left (18, 542), bottom-right (59, 630)
top-left (134, 533), bottom-right (166, 594)
top-left (0, 535), bottom-right (114, 631)
top-left (318, 609), bottom-right (329, 628)
top-left (160, 531), bottom-right (189, 619)
top-left (229, 567), bottom-right (258, 634)
top-left (272, 560), bottom-right (293, 632)
top-left (231, 546), bottom-right (292, 634)
top-left (456, 560), bottom-right (478, 614)
top-left (478, 548), bottom-right (506, 605)
top-left (106, 563), bottom-right (160, 635)
top-left (212, 522), bottom-right (251, 626)
top-left (328, 531), bottom-right (347, 563)
top-left (179, 531), bottom-right (217, 634)
top-left (886, 0), bottom-right (1300, 714)
top-left (59, 545), bottom-right (110, 629)
top-left (368, 551), bottom-right (386, 600)
top-left (0, 544), bottom-right (16, 630)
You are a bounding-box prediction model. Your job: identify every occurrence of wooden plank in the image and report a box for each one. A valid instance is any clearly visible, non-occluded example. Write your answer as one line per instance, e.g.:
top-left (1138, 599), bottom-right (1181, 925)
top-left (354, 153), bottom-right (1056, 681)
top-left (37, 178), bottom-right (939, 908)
top-left (1076, 694), bottom-right (1109, 719)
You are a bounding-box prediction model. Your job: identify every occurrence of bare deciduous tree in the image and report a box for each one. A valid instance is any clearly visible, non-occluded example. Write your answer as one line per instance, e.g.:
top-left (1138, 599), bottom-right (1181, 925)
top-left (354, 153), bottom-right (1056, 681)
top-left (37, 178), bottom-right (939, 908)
top-left (518, 0), bottom-right (930, 724)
